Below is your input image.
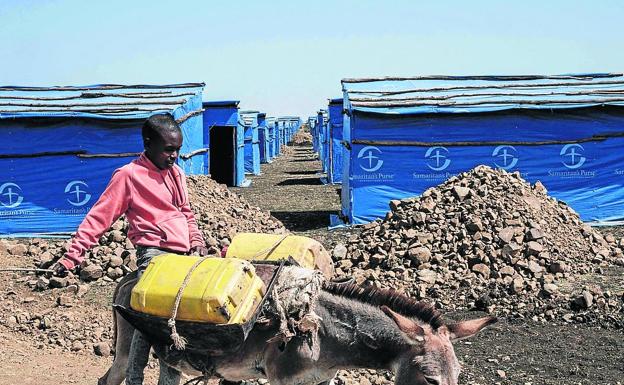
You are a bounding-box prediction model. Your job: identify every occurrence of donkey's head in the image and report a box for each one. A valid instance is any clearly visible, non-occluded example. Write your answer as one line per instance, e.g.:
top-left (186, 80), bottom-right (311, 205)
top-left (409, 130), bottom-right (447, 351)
top-left (381, 306), bottom-right (496, 385)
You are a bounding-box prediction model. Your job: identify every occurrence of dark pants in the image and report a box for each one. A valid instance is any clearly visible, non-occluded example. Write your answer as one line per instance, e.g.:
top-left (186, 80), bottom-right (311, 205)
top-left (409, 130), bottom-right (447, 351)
top-left (126, 247), bottom-right (182, 385)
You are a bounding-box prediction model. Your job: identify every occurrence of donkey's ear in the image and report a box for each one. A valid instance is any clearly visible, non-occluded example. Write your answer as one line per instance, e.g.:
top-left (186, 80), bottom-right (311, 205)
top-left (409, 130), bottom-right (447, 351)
top-left (381, 305), bottom-right (424, 340)
top-left (446, 316), bottom-right (497, 341)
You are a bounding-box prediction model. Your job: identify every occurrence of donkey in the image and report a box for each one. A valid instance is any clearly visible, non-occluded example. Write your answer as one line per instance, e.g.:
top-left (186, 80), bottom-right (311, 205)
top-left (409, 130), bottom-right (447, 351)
top-left (99, 270), bottom-right (496, 385)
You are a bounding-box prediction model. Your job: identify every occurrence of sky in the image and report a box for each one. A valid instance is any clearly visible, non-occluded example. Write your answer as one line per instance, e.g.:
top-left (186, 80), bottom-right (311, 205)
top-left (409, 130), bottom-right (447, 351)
top-left (1, 0), bottom-right (623, 118)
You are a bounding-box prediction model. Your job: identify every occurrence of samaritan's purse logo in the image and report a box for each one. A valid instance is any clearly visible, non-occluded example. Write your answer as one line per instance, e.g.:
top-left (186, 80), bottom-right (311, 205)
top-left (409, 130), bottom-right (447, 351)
top-left (425, 146), bottom-right (451, 171)
top-left (492, 145), bottom-right (518, 170)
top-left (65, 180), bottom-right (92, 207)
top-left (357, 146), bottom-right (384, 172)
top-left (0, 182), bottom-right (24, 208)
top-left (560, 144), bottom-right (586, 169)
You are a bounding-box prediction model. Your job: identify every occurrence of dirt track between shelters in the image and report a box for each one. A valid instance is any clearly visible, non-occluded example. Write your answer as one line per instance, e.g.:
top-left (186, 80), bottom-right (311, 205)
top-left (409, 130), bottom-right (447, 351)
top-left (1, 140), bottom-right (623, 385)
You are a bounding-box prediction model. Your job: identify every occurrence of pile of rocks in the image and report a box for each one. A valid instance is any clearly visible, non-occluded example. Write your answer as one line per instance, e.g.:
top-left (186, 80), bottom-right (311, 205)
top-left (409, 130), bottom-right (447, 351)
top-left (333, 165), bottom-right (624, 327)
top-left (7, 175), bottom-right (285, 289)
top-left (291, 129), bottom-right (313, 146)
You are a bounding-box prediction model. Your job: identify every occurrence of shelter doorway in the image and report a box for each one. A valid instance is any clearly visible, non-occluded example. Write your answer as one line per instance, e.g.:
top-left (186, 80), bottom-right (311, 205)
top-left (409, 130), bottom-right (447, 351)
top-left (209, 125), bottom-right (236, 186)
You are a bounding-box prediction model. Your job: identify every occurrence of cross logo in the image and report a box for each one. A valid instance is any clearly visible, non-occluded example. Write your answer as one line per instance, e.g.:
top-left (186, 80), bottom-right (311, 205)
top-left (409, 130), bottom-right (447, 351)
top-left (492, 145), bottom-right (519, 170)
top-left (425, 146), bottom-right (451, 171)
top-left (560, 144), bottom-right (586, 169)
top-left (357, 146), bottom-right (384, 172)
top-left (64, 180), bottom-right (92, 207)
top-left (0, 182), bottom-right (24, 208)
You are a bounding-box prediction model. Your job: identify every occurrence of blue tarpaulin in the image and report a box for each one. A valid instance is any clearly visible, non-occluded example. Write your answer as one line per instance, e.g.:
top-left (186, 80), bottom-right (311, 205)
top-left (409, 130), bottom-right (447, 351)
top-left (0, 83), bottom-right (205, 236)
top-left (258, 113), bottom-right (270, 164)
top-left (327, 98), bottom-right (344, 184)
top-left (241, 111), bottom-right (261, 175)
top-left (341, 73), bottom-right (624, 225)
top-left (202, 100), bottom-right (248, 188)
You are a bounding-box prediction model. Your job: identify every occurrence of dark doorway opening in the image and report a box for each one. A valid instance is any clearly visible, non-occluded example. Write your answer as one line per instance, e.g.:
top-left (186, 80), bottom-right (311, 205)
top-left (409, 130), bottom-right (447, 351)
top-left (210, 125), bottom-right (236, 186)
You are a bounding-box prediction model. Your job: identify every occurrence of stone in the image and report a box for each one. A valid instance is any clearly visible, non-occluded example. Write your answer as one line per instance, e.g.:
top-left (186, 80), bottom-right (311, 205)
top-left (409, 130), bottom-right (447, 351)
top-left (389, 200), bottom-right (402, 211)
top-left (332, 243), bottom-right (348, 260)
top-left (548, 262), bottom-right (568, 274)
top-left (471, 263), bottom-right (490, 278)
top-left (417, 270), bottom-right (437, 285)
top-left (93, 342), bottom-right (111, 357)
top-left (526, 227), bottom-right (545, 241)
top-left (80, 264), bottom-right (104, 281)
top-left (542, 283), bottom-right (558, 296)
top-left (452, 186), bottom-right (471, 201)
top-left (527, 260), bottom-right (543, 274)
top-left (526, 241), bottom-right (543, 256)
top-left (8, 243), bottom-right (28, 256)
top-left (49, 276), bottom-right (68, 288)
top-left (408, 246), bottom-right (431, 264)
top-left (109, 255), bottom-right (123, 267)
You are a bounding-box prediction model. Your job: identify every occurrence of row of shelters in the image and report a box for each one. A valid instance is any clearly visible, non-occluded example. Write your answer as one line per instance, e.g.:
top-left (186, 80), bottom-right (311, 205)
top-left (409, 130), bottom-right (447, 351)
top-left (311, 73), bottom-right (624, 226)
top-left (0, 84), bottom-right (301, 236)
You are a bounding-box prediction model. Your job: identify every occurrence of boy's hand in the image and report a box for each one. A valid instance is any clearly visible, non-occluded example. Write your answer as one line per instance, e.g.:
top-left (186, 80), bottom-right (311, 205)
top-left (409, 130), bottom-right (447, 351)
top-left (190, 245), bottom-right (210, 256)
top-left (49, 261), bottom-right (69, 277)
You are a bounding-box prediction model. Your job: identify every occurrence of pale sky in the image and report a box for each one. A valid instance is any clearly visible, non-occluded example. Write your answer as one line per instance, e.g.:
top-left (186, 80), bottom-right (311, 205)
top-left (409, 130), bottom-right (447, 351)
top-left (1, 0), bottom-right (623, 118)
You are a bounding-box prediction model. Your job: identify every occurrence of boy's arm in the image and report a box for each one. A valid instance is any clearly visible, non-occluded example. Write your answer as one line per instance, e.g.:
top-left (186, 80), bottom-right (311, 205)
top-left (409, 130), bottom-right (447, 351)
top-left (59, 169), bottom-right (131, 270)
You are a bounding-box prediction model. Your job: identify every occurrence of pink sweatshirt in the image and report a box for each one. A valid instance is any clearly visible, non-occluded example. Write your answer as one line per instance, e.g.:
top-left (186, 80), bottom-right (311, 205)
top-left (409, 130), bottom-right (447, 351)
top-left (60, 153), bottom-right (205, 270)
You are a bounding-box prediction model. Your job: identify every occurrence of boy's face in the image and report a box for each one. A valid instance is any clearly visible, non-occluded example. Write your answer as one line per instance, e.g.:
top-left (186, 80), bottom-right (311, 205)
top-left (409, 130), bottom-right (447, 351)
top-left (145, 130), bottom-right (183, 170)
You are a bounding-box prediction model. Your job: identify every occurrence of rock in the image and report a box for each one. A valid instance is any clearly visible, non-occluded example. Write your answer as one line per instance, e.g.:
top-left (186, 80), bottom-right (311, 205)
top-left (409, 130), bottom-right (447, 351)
top-left (499, 265), bottom-right (515, 276)
top-left (526, 241), bottom-right (543, 256)
top-left (71, 341), bottom-right (85, 352)
top-left (496, 370), bottom-right (507, 379)
top-left (109, 255), bottom-right (123, 267)
top-left (407, 247), bottom-right (431, 264)
top-left (542, 283), bottom-right (558, 296)
top-left (498, 228), bottom-right (515, 244)
top-left (471, 263), bottom-right (490, 278)
top-left (452, 186), bottom-right (471, 201)
top-left (417, 270), bottom-right (437, 285)
top-left (80, 264), bottom-right (103, 281)
top-left (548, 262), bottom-right (568, 274)
top-left (49, 276), bottom-right (68, 288)
top-left (389, 200), bottom-right (401, 212)
top-left (526, 227), bottom-right (545, 241)
top-left (332, 244), bottom-right (348, 260)
top-left (9, 243), bottom-right (28, 256)
top-left (527, 260), bottom-right (543, 274)
top-left (93, 342), bottom-right (111, 357)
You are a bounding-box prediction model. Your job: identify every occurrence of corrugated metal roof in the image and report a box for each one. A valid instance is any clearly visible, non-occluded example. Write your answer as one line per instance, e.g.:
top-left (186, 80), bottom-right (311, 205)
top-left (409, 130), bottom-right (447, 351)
top-left (0, 83), bottom-right (204, 120)
top-left (342, 73), bottom-right (624, 114)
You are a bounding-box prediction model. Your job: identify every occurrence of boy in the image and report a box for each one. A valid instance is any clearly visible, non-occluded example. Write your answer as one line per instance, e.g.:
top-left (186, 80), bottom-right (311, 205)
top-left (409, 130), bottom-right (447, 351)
top-left (53, 113), bottom-right (207, 385)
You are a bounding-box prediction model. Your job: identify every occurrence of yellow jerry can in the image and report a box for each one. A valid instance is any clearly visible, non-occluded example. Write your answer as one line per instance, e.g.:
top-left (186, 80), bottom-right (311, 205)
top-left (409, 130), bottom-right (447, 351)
top-left (225, 233), bottom-right (335, 279)
top-left (130, 254), bottom-right (265, 324)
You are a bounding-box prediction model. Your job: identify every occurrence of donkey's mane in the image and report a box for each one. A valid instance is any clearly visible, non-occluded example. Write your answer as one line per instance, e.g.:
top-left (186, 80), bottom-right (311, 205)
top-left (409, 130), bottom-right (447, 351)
top-left (323, 282), bottom-right (444, 330)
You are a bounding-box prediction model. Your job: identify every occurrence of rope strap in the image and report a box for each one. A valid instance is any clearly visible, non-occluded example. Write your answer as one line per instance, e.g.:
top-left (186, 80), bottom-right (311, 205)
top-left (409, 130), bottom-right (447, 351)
top-left (168, 255), bottom-right (213, 350)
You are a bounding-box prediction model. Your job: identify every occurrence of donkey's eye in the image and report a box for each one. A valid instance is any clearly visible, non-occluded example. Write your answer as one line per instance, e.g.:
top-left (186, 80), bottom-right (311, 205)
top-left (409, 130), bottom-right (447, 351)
top-left (424, 377), bottom-right (440, 385)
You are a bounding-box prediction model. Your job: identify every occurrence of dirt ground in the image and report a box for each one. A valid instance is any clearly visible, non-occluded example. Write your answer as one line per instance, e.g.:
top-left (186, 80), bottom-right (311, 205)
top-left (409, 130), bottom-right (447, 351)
top-left (1, 140), bottom-right (623, 385)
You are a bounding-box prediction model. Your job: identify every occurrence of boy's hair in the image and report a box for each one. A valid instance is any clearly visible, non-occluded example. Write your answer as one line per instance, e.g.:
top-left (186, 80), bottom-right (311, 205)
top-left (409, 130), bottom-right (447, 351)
top-left (142, 113), bottom-right (182, 144)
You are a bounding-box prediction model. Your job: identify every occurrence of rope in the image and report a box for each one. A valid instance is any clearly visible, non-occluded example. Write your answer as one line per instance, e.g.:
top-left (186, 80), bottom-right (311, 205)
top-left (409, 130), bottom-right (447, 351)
top-left (167, 255), bottom-right (213, 350)
top-left (248, 233), bottom-right (290, 260)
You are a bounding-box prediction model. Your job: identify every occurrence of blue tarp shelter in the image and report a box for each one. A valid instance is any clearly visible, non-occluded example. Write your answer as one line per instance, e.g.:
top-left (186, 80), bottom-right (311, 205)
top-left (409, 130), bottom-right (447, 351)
top-left (0, 83), bottom-right (205, 237)
top-left (266, 117), bottom-right (277, 161)
top-left (257, 113), bottom-right (270, 164)
top-left (312, 113), bottom-right (321, 153)
top-left (241, 111), bottom-right (261, 175)
top-left (202, 100), bottom-right (249, 187)
top-left (327, 98), bottom-right (344, 184)
top-left (341, 73), bottom-right (624, 225)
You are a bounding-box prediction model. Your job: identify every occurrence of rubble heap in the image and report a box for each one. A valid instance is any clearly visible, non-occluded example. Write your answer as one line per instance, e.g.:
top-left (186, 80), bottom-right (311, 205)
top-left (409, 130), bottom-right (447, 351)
top-left (334, 166), bottom-right (624, 327)
top-left (291, 130), bottom-right (313, 146)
